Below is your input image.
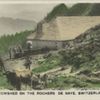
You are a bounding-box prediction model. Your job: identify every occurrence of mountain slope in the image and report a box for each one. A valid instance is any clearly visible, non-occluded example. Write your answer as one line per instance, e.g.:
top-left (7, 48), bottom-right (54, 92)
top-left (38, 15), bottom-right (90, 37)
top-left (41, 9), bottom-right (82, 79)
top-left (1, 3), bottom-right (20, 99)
top-left (87, 4), bottom-right (100, 15)
top-left (45, 3), bottom-right (100, 22)
top-left (67, 3), bottom-right (92, 16)
top-left (45, 4), bottom-right (68, 22)
top-left (0, 17), bottom-right (36, 36)
top-left (69, 3), bottom-right (100, 16)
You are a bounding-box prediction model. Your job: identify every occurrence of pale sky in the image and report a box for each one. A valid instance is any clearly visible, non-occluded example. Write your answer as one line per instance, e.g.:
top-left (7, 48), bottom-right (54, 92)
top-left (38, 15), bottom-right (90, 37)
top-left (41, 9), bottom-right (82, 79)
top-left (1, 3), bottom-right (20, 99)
top-left (0, 3), bottom-right (73, 22)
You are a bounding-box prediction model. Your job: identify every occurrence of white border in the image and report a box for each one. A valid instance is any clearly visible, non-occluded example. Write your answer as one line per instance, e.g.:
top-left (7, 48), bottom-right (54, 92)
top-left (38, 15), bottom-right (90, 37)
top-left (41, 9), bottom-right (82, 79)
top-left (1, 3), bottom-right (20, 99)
top-left (0, 1), bottom-right (100, 100)
top-left (0, 0), bottom-right (99, 4)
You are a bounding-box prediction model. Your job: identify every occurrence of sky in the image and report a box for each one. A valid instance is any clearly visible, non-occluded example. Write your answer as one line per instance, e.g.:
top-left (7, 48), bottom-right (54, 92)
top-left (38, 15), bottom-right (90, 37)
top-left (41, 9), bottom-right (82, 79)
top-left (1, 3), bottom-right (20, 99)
top-left (0, 0), bottom-right (98, 2)
top-left (0, 3), bottom-right (74, 22)
top-left (0, 0), bottom-right (98, 3)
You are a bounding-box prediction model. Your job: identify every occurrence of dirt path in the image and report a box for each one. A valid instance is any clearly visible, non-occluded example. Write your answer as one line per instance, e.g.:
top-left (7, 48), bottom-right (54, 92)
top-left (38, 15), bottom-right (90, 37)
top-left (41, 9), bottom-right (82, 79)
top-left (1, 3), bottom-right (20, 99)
top-left (4, 56), bottom-right (39, 72)
top-left (39, 66), bottom-right (76, 77)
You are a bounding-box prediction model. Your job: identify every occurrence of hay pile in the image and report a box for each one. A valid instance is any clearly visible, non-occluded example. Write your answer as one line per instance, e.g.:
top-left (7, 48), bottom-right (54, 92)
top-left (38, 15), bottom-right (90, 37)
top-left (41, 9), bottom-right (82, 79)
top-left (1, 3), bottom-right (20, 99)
top-left (14, 67), bottom-right (31, 77)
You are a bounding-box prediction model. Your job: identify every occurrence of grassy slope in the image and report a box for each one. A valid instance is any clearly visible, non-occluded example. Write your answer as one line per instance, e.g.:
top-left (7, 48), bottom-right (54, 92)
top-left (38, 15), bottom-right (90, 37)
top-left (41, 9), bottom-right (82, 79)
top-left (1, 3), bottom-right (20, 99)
top-left (32, 54), bottom-right (62, 73)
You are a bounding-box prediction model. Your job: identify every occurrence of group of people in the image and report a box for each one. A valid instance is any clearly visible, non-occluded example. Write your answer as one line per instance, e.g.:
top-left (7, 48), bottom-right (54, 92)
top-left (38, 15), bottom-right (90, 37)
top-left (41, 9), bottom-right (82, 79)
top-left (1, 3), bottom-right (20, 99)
top-left (9, 44), bottom-right (23, 59)
top-left (9, 41), bottom-right (33, 59)
top-left (8, 43), bottom-right (33, 70)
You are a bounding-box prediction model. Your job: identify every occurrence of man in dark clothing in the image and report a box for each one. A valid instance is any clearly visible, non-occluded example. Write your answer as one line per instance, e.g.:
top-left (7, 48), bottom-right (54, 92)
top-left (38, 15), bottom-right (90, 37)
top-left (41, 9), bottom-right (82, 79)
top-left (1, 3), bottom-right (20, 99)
top-left (24, 56), bottom-right (32, 70)
top-left (42, 74), bottom-right (48, 88)
top-left (17, 44), bottom-right (23, 57)
top-left (9, 47), bottom-right (12, 59)
top-left (12, 47), bottom-right (18, 58)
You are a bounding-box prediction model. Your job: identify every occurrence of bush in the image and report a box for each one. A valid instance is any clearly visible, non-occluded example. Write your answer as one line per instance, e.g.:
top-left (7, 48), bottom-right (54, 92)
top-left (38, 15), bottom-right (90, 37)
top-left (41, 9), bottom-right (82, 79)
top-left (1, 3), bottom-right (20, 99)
top-left (32, 55), bottom-right (62, 73)
top-left (0, 72), bottom-right (13, 89)
top-left (47, 76), bottom-right (89, 89)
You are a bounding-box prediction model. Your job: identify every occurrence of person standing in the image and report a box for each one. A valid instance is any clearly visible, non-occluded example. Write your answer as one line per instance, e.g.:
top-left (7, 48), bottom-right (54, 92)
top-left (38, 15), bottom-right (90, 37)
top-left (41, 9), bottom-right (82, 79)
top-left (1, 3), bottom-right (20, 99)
top-left (8, 47), bottom-right (12, 59)
top-left (24, 56), bottom-right (32, 70)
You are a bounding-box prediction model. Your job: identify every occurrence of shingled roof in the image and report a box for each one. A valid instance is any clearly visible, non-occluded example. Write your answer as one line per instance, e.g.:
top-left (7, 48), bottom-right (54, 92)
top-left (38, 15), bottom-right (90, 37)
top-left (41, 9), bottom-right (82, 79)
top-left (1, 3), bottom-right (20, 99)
top-left (27, 16), bottom-right (100, 41)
